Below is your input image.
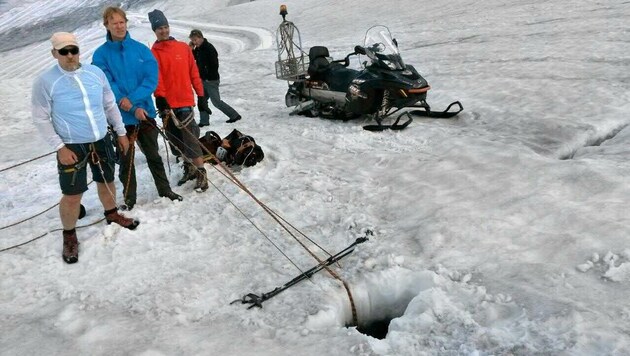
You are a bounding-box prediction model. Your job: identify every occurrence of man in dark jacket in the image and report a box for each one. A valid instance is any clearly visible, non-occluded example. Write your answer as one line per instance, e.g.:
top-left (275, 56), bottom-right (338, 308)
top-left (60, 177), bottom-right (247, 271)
top-left (93, 6), bottom-right (183, 209)
top-left (189, 29), bottom-right (241, 125)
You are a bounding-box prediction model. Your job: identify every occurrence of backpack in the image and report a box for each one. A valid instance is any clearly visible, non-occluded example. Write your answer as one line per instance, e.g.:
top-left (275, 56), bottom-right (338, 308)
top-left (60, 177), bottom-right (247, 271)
top-left (199, 129), bottom-right (264, 167)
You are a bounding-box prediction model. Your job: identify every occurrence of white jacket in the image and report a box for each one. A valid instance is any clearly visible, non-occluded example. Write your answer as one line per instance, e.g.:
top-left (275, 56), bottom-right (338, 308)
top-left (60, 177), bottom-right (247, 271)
top-left (32, 63), bottom-right (126, 150)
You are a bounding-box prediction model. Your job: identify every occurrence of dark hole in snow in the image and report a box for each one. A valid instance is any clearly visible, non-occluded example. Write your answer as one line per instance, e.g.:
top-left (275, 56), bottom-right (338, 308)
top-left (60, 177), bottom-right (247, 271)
top-left (340, 270), bottom-right (435, 340)
top-left (355, 318), bottom-right (393, 339)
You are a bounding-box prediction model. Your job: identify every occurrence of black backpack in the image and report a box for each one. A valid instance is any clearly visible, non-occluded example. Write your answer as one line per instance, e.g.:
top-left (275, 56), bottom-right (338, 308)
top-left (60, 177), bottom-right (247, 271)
top-left (199, 129), bottom-right (264, 167)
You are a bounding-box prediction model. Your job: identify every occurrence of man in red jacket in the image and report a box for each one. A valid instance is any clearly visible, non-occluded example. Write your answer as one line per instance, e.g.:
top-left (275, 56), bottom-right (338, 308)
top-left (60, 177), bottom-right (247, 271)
top-left (148, 9), bottom-right (210, 192)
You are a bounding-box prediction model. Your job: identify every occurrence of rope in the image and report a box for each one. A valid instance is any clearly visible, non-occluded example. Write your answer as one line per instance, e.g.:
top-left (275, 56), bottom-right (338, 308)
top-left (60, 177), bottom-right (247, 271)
top-left (0, 180), bottom-right (95, 231)
top-left (151, 115), bottom-right (358, 324)
top-left (122, 128), bottom-right (138, 204)
top-left (0, 151), bottom-right (55, 173)
top-left (0, 203), bottom-right (58, 231)
top-left (0, 143), bottom-right (119, 251)
top-left (153, 115), bottom-right (305, 271)
top-left (1, 115), bottom-right (360, 324)
top-left (0, 217), bottom-right (105, 253)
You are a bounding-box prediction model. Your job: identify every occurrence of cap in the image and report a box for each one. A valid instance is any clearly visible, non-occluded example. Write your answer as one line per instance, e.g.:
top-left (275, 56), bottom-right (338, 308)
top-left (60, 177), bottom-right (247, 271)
top-left (50, 32), bottom-right (78, 50)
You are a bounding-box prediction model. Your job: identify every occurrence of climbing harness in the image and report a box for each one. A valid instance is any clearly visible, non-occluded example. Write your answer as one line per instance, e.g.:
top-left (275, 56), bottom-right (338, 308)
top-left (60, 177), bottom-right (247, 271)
top-left (59, 150), bottom-right (91, 187)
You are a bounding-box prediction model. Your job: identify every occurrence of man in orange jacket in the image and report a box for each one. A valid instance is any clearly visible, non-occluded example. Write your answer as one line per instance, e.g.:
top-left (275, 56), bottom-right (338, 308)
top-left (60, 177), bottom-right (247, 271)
top-left (148, 9), bottom-right (210, 192)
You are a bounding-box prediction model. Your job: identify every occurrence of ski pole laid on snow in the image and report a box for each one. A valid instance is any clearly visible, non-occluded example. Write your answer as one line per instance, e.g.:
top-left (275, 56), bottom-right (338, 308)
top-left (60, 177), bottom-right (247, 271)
top-left (230, 233), bottom-right (370, 309)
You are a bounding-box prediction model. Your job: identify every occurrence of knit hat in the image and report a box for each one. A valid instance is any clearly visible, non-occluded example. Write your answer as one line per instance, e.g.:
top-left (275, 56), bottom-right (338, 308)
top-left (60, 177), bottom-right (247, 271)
top-left (50, 32), bottom-right (78, 50)
top-left (148, 9), bottom-right (168, 31)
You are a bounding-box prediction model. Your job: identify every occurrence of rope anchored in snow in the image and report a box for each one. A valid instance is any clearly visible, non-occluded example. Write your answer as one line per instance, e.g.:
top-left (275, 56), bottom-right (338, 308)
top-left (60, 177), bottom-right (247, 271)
top-left (147, 117), bottom-right (367, 324)
top-left (230, 234), bottom-right (369, 310)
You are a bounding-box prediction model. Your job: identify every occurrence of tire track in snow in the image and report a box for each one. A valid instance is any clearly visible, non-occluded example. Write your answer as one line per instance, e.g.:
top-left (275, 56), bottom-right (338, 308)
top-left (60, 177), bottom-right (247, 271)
top-left (126, 13), bottom-right (273, 53)
top-left (0, 13), bottom-right (273, 80)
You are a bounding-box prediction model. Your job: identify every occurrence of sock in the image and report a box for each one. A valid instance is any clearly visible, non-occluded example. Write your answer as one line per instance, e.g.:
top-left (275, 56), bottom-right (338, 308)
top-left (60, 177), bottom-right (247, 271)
top-left (104, 207), bottom-right (118, 216)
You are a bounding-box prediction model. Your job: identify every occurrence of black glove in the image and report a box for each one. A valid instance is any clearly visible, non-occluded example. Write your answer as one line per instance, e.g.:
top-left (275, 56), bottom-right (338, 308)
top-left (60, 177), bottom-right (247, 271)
top-left (197, 96), bottom-right (212, 114)
top-left (155, 96), bottom-right (170, 112)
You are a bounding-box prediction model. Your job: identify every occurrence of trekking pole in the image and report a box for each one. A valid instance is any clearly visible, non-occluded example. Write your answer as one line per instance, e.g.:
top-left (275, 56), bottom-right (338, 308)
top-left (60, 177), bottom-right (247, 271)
top-left (230, 233), bottom-right (370, 309)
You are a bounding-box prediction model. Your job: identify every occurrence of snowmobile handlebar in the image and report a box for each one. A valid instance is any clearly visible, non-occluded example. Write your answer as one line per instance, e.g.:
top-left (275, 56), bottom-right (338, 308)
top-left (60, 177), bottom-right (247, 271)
top-left (331, 50), bottom-right (359, 67)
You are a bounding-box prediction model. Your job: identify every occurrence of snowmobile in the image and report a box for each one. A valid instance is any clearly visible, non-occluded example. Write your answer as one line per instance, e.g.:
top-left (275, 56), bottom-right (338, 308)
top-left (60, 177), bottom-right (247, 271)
top-left (275, 8), bottom-right (463, 131)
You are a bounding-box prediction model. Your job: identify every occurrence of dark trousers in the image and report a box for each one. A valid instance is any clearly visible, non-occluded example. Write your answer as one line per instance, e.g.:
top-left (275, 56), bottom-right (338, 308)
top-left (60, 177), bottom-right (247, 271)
top-left (118, 119), bottom-right (172, 204)
top-left (164, 108), bottom-right (202, 159)
top-left (200, 79), bottom-right (240, 124)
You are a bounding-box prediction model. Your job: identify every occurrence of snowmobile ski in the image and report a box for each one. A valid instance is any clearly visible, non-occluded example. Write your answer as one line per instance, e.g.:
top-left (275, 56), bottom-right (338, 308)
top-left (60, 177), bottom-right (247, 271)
top-left (363, 112), bottom-right (413, 131)
top-left (230, 235), bottom-right (369, 309)
top-left (409, 101), bottom-right (464, 119)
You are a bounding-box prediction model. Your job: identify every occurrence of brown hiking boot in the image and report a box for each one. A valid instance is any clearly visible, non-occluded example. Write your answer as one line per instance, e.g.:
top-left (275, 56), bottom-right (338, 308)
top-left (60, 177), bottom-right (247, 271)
top-left (62, 229), bottom-right (79, 264)
top-left (194, 167), bottom-right (209, 192)
top-left (105, 208), bottom-right (140, 230)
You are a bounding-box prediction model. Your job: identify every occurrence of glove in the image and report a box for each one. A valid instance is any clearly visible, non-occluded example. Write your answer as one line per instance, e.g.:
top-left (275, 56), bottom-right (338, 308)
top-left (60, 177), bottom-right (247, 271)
top-left (155, 96), bottom-right (170, 112)
top-left (197, 96), bottom-right (212, 114)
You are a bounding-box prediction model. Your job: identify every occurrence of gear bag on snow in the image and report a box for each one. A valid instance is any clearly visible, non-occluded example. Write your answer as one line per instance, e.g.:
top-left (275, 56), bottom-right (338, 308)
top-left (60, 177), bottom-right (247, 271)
top-left (199, 129), bottom-right (264, 167)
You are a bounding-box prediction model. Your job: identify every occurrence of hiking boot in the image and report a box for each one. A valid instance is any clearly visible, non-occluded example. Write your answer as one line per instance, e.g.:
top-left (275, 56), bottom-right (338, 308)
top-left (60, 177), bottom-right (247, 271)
top-left (194, 167), bottom-right (209, 192)
top-left (123, 198), bottom-right (135, 211)
top-left (160, 190), bottom-right (183, 201)
top-left (62, 229), bottom-right (79, 264)
top-left (225, 115), bottom-right (241, 123)
top-left (105, 208), bottom-right (140, 230)
top-left (177, 162), bottom-right (197, 186)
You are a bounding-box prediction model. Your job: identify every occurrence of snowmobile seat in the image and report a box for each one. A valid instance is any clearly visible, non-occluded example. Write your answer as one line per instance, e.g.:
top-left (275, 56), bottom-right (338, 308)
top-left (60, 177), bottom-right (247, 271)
top-left (308, 46), bottom-right (331, 81)
top-left (308, 46), bottom-right (360, 91)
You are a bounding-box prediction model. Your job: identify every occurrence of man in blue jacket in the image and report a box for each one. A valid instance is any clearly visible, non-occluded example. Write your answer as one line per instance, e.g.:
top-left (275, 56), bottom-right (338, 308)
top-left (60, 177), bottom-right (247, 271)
top-left (93, 6), bottom-right (182, 209)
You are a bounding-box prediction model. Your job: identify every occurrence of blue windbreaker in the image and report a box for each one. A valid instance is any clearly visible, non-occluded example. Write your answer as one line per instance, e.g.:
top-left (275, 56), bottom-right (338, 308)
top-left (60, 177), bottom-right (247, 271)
top-left (92, 31), bottom-right (158, 125)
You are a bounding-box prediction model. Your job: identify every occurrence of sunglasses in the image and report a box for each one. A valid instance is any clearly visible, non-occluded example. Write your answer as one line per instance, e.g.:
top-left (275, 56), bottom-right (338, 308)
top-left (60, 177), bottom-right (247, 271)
top-left (57, 46), bottom-right (79, 56)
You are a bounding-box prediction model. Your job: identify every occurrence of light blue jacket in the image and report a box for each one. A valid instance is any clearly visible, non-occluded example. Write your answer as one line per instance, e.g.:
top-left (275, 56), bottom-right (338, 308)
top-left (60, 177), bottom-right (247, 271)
top-left (31, 63), bottom-right (126, 150)
top-left (92, 32), bottom-right (158, 126)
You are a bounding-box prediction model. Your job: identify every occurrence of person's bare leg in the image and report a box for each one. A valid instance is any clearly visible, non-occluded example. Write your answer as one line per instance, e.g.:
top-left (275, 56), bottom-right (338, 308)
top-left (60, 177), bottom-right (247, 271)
top-left (96, 181), bottom-right (117, 211)
top-left (59, 193), bottom-right (82, 230)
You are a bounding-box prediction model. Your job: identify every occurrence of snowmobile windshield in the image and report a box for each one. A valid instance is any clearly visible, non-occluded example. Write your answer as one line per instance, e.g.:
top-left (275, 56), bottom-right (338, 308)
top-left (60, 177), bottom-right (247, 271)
top-left (363, 25), bottom-right (405, 71)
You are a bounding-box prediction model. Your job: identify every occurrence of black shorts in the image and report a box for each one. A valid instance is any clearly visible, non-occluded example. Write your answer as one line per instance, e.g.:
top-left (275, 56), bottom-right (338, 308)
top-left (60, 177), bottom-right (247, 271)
top-left (58, 135), bottom-right (116, 195)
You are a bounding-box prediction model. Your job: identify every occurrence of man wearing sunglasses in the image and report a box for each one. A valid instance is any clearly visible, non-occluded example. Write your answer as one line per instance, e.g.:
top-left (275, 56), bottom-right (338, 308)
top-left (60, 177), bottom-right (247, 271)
top-left (32, 32), bottom-right (140, 264)
top-left (93, 6), bottom-right (183, 210)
